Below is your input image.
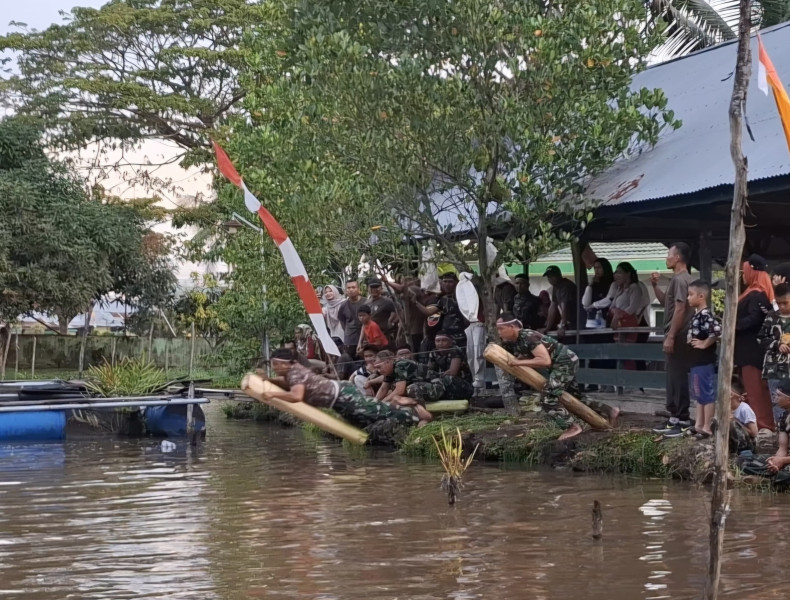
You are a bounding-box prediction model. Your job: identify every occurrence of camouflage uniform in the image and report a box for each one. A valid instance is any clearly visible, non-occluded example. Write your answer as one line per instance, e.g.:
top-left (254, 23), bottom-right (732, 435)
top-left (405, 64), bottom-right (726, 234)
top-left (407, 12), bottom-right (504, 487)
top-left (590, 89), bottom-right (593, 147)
top-left (729, 420), bottom-right (756, 455)
top-left (387, 359), bottom-right (474, 405)
top-left (735, 410), bottom-right (790, 488)
top-left (334, 382), bottom-right (420, 427)
top-left (427, 345), bottom-right (472, 383)
top-left (495, 329), bottom-right (605, 428)
top-left (285, 363), bottom-right (419, 428)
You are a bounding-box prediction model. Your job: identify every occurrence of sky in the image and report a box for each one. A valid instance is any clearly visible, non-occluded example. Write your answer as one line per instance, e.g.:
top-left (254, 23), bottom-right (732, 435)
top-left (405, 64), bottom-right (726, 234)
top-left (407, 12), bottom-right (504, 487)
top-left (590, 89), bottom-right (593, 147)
top-left (1, 0), bottom-right (105, 35)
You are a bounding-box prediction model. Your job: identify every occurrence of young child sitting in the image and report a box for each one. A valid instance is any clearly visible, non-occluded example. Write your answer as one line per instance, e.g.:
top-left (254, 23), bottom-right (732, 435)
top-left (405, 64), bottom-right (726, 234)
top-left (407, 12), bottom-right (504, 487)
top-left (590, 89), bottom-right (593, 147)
top-left (758, 282), bottom-right (790, 422)
top-left (730, 379), bottom-right (757, 454)
top-left (351, 345), bottom-right (383, 396)
top-left (357, 305), bottom-right (390, 352)
top-left (685, 280), bottom-right (721, 439)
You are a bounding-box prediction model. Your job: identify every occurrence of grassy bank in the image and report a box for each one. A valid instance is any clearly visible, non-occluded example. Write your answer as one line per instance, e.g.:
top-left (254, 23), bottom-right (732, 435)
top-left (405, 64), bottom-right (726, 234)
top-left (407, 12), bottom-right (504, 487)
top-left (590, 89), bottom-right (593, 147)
top-left (222, 401), bottom-right (776, 485)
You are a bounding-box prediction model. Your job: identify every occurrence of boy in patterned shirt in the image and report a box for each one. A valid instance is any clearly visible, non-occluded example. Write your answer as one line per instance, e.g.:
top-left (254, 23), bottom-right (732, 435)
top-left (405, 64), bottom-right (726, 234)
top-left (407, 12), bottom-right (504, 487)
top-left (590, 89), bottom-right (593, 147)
top-left (679, 280), bottom-right (722, 439)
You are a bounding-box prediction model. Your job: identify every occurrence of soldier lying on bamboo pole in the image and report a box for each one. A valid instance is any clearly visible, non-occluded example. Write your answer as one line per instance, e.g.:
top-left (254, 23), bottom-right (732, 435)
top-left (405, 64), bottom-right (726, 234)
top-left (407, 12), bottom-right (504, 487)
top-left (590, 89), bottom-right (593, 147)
top-left (258, 348), bottom-right (421, 429)
top-left (493, 314), bottom-right (619, 440)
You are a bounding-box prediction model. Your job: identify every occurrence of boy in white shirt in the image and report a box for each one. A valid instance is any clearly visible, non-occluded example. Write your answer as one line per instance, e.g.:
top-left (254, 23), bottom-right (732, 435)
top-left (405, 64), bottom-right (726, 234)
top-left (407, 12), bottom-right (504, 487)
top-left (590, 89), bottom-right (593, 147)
top-left (730, 380), bottom-right (757, 455)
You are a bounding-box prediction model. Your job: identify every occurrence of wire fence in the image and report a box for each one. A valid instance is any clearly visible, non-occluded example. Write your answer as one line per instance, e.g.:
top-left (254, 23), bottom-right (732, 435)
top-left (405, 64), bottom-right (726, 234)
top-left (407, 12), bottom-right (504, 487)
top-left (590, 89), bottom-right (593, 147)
top-left (0, 334), bottom-right (241, 388)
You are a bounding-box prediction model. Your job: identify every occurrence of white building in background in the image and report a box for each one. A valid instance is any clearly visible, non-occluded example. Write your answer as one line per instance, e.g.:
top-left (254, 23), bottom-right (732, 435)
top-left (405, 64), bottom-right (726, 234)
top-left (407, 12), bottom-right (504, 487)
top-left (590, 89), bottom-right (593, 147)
top-left (67, 138), bottom-right (227, 292)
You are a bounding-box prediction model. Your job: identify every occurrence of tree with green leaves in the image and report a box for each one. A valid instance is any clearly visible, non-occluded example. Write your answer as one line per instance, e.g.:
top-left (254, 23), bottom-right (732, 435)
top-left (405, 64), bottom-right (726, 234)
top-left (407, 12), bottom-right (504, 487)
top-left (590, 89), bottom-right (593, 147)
top-left (0, 0), bottom-right (282, 165)
top-left (0, 118), bottom-right (177, 332)
top-left (244, 0), bottom-right (680, 329)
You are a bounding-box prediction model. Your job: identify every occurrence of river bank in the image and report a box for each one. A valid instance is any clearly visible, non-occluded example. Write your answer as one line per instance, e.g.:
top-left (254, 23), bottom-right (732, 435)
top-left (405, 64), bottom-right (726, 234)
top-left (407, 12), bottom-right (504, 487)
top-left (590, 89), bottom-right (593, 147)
top-left (222, 399), bottom-right (780, 488)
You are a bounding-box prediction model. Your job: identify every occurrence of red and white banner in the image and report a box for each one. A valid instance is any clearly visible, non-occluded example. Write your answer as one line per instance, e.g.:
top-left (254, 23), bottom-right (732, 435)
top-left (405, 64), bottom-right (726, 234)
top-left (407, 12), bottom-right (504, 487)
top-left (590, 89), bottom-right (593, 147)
top-left (212, 141), bottom-right (340, 356)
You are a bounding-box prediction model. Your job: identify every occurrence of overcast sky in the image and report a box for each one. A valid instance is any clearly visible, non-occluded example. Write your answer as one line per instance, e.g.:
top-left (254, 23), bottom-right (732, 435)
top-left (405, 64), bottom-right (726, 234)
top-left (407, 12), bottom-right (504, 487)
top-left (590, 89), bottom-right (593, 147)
top-left (2, 0), bottom-right (105, 35)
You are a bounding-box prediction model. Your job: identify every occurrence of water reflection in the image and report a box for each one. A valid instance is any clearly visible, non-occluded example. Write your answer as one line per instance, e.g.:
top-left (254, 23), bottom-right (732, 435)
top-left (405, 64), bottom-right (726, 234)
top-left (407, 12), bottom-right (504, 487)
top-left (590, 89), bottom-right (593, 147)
top-left (0, 405), bottom-right (787, 599)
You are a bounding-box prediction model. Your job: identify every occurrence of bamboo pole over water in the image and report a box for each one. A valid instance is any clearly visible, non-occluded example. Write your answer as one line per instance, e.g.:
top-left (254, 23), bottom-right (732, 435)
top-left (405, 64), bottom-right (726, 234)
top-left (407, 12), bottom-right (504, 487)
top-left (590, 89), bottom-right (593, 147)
top-left (242, 373), bottom-right (369, 444)
top-left (705, 3), bottom-right (752, 598)
top-left (483, 343), bottom-right (611, 430)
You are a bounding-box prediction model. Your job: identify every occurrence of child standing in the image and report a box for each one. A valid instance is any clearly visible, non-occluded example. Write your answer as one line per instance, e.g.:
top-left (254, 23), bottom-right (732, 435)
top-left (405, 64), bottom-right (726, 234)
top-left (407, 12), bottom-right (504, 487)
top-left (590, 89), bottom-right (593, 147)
top-left (357, 305), bottom-right (390, 352)
top-left (679, 280), bottom-right (721, 439)
top-left (758, 282), bottom-right (790, 423)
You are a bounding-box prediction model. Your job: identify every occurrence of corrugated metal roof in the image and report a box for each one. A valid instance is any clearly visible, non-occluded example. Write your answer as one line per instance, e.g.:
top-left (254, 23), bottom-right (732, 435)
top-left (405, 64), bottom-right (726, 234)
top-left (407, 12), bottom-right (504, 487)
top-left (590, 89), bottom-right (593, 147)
top-left (586, 22), bottom-right (790, 207)
top-left (535, 242), bottom-right (669, 263)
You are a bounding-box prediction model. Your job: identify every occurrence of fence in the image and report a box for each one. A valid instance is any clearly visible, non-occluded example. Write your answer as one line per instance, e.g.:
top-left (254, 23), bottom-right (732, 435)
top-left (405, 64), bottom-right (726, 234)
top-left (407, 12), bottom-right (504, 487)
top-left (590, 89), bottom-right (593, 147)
top-left (0, 334), bottom-right (242, 387)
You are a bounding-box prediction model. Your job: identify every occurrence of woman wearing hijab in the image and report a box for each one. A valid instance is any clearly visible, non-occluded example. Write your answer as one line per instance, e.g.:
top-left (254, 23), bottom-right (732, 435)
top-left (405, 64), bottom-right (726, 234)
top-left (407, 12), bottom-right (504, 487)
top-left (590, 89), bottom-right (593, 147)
top-left (322, 285), bottom-right (345, 339)
top-left (735, 254), bottom-right (775, 431)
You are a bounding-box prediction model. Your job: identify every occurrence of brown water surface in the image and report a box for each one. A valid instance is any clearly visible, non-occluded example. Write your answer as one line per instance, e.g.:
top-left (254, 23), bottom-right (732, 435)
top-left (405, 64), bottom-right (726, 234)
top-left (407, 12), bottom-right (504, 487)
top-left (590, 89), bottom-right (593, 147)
top-left (0, 404), bottom-right (788, 599)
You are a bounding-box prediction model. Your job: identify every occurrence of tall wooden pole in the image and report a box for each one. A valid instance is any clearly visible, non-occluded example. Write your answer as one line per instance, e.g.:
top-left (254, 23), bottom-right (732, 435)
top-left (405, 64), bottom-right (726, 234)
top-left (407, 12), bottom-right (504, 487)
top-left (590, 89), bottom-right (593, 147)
top-left (705, 4), bottom-right (751, 598)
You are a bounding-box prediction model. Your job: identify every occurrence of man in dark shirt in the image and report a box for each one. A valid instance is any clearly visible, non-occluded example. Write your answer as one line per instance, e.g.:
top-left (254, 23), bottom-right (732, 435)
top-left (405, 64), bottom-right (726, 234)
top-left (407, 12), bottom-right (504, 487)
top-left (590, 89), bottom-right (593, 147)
top-left (543, 265), bottom-right (579, 335)
top-left (414, 272), bottom-right (468, 348)
top-left (513, 273), bottom-right (543, 330)
top-left (337, 280), bottom-right (367, 357)
top-left (366, 278), bottom-right (397, 339)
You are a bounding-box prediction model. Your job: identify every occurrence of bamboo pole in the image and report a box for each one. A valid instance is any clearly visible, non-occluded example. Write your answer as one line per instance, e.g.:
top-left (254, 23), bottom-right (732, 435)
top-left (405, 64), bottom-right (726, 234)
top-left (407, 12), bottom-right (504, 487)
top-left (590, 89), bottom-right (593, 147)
top-left (164, 340), bottom-right (170, 376)
top-left (31, 336), bottom-right (37, 378)
top-left (189, 323), bottom-right (196, 379)
top-left (111, 337), bottom-right (117, 366)
top-left (425, 400), bottom-right (469, 413)
top-left (241, 373), bottom-right (369, 444)
top-left (13, 333), bottom-right (19, 379)
top-left (705, 3), bottom-right (751, 598)
top-left (483, 343), bottom-right (611, 430)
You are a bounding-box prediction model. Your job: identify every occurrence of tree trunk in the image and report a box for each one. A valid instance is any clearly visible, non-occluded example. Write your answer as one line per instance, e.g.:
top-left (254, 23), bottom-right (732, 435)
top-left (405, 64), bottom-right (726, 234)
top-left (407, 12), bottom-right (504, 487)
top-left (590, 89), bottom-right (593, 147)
top-left (56, 313), bottom-right (71, 336)
top-left (705, 3), bottom-right (751, 598)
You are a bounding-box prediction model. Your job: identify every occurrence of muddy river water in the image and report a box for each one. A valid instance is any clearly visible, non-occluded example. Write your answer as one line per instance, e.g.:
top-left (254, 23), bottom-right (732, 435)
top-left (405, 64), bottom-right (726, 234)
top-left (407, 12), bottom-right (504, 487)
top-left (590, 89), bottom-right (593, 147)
top-left (0, 403), bottom-right (787, 599)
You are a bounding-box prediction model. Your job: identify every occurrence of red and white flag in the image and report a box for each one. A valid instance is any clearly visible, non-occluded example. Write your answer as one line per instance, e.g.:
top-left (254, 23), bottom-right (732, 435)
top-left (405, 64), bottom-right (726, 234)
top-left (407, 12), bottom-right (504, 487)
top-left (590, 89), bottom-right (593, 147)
top-left (212, 141), bottom-right (340, 356)
top-left (757, 34), bottom-right (790, 155)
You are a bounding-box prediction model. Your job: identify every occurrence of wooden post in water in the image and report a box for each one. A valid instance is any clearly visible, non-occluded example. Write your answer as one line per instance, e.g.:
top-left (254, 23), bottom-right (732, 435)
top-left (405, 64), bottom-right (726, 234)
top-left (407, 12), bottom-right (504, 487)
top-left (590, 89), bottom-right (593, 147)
top-left (592, 500), bottom-right (603, 540)
top-left (186, 379), bottom-right (196, 446)
top-left (705, 3), bottom-right (751, 599)
top-left (31, 336), bottom-right (37, 378)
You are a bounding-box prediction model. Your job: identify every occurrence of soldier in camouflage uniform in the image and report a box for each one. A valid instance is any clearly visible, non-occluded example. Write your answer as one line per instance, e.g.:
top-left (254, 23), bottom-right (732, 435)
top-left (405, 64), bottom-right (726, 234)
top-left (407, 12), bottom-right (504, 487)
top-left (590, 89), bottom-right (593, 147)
top-left (494, 314), bottom-right (618, 440)
top-left (737, 380), bottom-right (790, 488)
top-left (263, 349), bottom-right (421, 429)
top-left (427, 333), bottom-right (472, 383)
top-left (375, 350), bottom-right (474, 413)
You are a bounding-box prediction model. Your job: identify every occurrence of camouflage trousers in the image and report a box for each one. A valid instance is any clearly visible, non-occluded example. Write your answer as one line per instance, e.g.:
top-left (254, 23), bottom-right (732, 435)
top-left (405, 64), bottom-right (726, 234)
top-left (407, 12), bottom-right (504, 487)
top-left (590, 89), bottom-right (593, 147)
top-left (730, 420), bottom-right (756, 455)
top-left (736, 454), bottom-right (790, 489)
top-left (495, 358), bottom-right (605, 429)
top-left (406, 375), bottom-right (475, 405)
top-left (334, 383), bottom-right (420, 427)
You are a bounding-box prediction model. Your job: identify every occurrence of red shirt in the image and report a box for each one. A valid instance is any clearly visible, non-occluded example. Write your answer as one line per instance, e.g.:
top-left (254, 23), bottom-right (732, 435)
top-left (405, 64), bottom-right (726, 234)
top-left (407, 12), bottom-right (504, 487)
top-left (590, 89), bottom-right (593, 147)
top-left (362, 321), bottom-right (389, 348)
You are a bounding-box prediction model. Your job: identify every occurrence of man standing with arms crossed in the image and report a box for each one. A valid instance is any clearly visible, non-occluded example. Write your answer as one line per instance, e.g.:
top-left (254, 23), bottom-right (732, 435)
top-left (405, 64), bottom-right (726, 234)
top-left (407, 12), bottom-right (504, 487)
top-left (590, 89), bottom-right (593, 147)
top-left (651, 243), bottom-right (695, 437)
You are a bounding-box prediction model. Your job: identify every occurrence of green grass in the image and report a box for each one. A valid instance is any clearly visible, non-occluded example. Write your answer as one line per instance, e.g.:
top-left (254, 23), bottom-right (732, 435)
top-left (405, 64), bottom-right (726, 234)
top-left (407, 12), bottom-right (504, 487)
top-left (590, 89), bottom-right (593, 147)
top-left (400, 414), bottom-right (517, 459)
top-left (569, 431), bottom-right (668, 478)
top-left (221, 401), bottom-right (280, 422)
